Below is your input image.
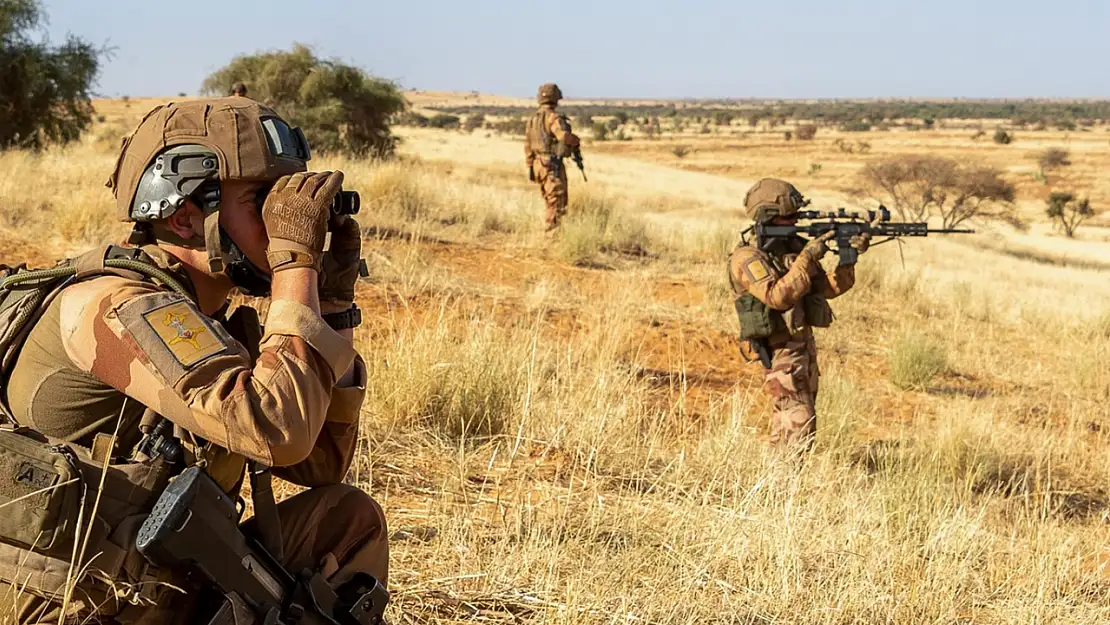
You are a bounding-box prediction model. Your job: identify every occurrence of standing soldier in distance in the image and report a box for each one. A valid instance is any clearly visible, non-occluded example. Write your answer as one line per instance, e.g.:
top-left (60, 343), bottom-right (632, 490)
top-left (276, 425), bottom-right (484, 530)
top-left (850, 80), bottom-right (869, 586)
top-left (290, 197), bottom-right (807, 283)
top-left (0, 98), bottom-right (387, 623)
top-left (727, 179), bottom-right (871, 449)
top-left (525, 82), bottom-right (580, 231)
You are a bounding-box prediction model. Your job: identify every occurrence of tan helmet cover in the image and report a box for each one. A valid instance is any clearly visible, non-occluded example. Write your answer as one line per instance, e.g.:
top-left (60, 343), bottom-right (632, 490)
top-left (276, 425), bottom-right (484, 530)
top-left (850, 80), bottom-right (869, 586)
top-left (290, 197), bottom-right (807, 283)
top-left (106, 98), bottom-right (308, 221)
top-left (743, 178), bottom-right (807, 221)
top-left (537, 83), bottom-right (563, 105)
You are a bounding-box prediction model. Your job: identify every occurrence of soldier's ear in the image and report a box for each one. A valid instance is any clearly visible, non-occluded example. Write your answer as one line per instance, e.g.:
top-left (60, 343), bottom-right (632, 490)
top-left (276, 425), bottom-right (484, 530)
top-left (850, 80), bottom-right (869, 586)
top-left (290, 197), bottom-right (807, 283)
top-left (165, 200), bottom-right (203, 240)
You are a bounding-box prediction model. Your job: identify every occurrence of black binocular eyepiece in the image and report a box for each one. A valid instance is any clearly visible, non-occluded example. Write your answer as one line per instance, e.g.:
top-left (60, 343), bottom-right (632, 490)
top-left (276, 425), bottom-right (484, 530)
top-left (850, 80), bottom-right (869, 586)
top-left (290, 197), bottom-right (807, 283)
top-left (332, 190), bottom-right (360, 216)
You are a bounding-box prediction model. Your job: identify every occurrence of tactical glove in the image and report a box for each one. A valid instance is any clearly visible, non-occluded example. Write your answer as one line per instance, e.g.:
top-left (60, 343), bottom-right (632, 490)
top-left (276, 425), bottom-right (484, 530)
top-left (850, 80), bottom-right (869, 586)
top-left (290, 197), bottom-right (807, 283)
top-left (262, 171), bottom-right (343, 273)
top-left (319, 215), bottom-right (363, 307)
top-left (801, 231), bottom-right (835, 263)
top-left (528, 167), bottom-right (536, 183)
top-left (850, 232), bottom-right (871, 254)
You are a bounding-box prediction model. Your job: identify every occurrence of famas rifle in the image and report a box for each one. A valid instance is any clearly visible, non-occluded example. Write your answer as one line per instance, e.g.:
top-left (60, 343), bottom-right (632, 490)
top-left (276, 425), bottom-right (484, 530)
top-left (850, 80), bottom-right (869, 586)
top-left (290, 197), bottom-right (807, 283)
top-left (755, 206), bottom-right (974, 266)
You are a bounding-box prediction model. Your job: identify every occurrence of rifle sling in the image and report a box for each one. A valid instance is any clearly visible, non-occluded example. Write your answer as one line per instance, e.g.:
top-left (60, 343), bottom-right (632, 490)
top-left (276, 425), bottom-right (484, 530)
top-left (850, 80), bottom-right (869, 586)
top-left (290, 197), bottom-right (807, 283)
top-left (249, 462), bottom-right (284, 563)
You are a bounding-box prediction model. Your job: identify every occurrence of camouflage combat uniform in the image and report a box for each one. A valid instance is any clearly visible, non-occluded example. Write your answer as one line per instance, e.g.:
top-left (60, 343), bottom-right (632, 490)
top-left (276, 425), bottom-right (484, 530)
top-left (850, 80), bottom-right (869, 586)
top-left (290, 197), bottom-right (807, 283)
top-left (0, 99), bottom-right (387, 624)
top-left (727, 179), bottom-right (863, 447)
top-left (524, 83), bottom-right (580, 230)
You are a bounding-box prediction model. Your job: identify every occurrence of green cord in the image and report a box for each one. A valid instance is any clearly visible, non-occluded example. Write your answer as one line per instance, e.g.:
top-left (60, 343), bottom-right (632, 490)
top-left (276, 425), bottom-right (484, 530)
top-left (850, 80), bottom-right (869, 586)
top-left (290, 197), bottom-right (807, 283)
top-left (1, 259), bottom-right (189, 297)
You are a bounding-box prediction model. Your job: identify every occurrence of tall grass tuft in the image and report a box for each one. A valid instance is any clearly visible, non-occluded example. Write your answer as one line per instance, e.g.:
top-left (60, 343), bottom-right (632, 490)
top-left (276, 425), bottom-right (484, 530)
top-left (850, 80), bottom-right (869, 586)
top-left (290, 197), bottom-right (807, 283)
top-left (888, 330), bottom-right (949, 390)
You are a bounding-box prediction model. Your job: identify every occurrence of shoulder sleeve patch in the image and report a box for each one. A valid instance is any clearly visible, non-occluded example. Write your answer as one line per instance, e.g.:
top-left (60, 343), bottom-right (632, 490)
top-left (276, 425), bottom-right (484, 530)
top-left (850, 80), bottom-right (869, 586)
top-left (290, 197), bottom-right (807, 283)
top-left (743, 257), bottom-right (772, 283)
top-left (114, 292), bottom-right (231, 385)
top-left (143, 300), bottom-right (226, 367)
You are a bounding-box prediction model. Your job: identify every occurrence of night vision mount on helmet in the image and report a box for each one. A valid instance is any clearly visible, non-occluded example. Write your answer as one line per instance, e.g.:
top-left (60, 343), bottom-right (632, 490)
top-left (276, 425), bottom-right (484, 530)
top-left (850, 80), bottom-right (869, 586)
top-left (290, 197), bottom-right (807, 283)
top-left (107, 98), bottom-right (314, 295)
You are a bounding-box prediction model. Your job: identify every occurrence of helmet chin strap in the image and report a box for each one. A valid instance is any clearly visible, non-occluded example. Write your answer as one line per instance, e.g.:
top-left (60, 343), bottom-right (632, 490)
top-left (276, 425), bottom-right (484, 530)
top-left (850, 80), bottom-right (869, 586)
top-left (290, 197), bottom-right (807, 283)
top-left (203, 209), bottom-right (225, 274)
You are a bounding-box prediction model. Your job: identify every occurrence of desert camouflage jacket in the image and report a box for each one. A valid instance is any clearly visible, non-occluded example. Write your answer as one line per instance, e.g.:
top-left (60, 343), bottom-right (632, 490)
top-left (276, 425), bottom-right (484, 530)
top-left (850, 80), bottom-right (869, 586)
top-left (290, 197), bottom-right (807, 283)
top-left (728, 236), bottom-right (856, 342)
top-left (5, 245), bottom-right (366, 492)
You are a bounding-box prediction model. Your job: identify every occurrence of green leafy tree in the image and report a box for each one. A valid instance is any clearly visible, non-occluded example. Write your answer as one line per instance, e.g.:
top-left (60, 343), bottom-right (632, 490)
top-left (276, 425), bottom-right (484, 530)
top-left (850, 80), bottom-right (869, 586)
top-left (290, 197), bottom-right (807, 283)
top-left (202, 44), bottom-right (405, 158)
top-left (1046, 192), bottom-right (1095, 238)
top-left (0, 0), bottom-right (101, 150)
top-left (591, 122), bottom-right (609, 141)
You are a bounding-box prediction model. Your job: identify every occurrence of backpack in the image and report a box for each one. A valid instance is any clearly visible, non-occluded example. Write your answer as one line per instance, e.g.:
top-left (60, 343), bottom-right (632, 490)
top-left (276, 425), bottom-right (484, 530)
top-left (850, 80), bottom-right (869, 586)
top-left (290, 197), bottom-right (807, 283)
top-left (0, 245), bottom-right (191, 611)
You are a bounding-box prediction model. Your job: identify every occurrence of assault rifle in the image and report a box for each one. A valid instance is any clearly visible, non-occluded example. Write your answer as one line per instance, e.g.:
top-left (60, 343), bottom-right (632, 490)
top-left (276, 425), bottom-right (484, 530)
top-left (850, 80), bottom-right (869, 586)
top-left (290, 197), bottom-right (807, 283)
top-left (755, 206), bottom-right (974, 266)
top-left (137, 467), bottom-right (389, 625)
top-left (570, 147), bottom-right (587, 182)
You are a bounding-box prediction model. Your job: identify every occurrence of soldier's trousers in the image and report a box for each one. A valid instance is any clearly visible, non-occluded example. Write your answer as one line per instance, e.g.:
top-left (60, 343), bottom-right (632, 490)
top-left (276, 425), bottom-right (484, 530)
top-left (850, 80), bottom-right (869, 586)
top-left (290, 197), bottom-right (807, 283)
top-left (3, 484), bottom-right (388, 625)
top-left (763, 332), bottom-right (820, 447)
top-left (531, 158), bottom-right (568, 229)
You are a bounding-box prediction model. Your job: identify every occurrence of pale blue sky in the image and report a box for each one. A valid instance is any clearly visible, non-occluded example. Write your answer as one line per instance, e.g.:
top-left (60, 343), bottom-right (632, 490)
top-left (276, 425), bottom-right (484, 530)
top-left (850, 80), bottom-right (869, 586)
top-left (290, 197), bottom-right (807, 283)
top-left (41, 0), bottom-right (1110, 99)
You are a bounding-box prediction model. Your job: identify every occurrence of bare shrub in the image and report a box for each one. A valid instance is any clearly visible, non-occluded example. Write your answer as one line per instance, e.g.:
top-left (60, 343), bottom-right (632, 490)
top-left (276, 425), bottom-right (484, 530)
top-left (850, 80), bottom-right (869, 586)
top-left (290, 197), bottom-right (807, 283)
top-left (1037, 148), bottom-right (1071, 171)
top-left (860, 155), bottom-right (1019, 228)
top-left (796, 124), bottom-right (818, 140)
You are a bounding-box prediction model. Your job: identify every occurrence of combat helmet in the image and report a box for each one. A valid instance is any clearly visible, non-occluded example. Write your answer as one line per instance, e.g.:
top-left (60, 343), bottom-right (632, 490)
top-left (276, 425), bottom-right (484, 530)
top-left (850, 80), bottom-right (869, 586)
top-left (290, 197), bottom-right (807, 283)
top-left (743, 178), bottom-right (809, 223)
top-left (537, 83), bottom-right (563, 105)
top-left (231, 81), bottom-right (248, 96)
top-left (106, 97), bottom-right (311, 293)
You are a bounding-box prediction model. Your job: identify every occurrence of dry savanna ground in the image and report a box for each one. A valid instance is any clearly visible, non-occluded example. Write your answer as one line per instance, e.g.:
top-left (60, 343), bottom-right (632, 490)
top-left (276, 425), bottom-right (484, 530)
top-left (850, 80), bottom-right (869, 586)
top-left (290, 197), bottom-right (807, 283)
top-left (2, 95), bottom-right (1110, 623)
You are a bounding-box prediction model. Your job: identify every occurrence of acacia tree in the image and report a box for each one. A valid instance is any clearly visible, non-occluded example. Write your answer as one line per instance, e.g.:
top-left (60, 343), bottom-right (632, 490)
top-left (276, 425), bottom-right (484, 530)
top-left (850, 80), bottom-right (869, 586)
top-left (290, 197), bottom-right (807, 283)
top-left (0, 0), bottom-right (101, 150)
top-left (202, 44), bottom-right (406, 158)
top-left (1046, 192), bottom-right (1096, 238)
top-left (860, 155), bottom-right (1019, 228)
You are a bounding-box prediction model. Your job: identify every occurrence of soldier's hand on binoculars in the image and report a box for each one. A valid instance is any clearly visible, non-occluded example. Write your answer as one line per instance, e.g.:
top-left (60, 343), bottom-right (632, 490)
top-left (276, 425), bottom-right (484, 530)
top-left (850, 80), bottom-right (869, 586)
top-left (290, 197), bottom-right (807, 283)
top-left (319, 215), bottom-right (363, 307)
top-left (263, 171), bottom-right (343, 272)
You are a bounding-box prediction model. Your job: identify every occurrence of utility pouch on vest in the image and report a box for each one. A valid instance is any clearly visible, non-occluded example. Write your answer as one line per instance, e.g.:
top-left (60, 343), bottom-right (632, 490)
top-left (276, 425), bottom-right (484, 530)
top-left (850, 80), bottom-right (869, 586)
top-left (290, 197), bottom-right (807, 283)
top-left (0, 428), bottom-right (81, 553)
top-left (803, 294), bottom-right (834, 328)
top-left (735, 294), bottom-right (782, 340)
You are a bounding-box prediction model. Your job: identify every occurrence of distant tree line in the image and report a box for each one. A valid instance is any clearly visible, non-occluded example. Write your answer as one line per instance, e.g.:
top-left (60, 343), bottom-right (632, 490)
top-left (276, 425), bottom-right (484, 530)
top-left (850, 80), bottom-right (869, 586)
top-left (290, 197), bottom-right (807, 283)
top-left (427, 100), bottom-right (1110, 130)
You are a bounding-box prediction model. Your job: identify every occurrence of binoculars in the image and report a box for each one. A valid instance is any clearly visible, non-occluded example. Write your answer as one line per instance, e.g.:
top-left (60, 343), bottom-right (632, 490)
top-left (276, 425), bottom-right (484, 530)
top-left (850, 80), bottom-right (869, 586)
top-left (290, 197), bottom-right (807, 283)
top-left (332, 190), bottom-right (360, 216)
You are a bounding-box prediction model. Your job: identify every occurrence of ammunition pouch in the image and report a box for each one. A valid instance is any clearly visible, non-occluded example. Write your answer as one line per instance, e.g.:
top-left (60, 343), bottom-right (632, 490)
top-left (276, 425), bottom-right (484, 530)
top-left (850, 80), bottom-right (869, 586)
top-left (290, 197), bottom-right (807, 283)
top-left (0, 428), bottom-right (82, 553)
top-left (802, 294), bottom-right (834, 328)
top-left (0, 427), bottom-right (176, 608)
top-left (734, 294), bottom-right (784, 341)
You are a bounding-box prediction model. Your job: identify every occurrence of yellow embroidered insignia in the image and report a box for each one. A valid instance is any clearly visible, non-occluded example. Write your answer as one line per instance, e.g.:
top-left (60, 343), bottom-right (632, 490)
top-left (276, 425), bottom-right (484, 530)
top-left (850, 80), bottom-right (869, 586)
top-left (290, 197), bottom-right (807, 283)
top-left (744, 258), bottom-right (771, 283)
top-left (143, 301), bottom-right (226, 367)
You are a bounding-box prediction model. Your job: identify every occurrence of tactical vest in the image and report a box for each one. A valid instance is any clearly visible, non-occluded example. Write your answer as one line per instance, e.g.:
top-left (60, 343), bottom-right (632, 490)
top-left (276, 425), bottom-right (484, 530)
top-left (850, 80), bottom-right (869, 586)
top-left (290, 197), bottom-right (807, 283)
top-left (0, 246), bottom-right (217, 614)
top-left (527, 108), bottom-right (572, 159)
top-left (728, 239), bottom-right (834, 345)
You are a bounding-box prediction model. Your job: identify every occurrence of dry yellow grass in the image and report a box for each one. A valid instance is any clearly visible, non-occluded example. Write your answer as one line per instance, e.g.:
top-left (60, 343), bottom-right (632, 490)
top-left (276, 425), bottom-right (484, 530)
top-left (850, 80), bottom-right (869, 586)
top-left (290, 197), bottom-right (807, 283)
top-left (2, 98), bottom-right (1110, 623)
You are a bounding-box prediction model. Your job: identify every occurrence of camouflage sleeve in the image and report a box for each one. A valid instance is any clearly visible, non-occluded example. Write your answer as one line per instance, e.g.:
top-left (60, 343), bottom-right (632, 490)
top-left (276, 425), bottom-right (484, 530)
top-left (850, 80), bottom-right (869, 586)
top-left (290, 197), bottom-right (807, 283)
top-left (818, 265), bottom-right (856, 299)
top-left (731, 247), bottom-right (816, 311)
top-left (58, 277), bottom-right (356, 468)
top-left (274, 356), bottom-right (366, 487)
top-left (547, 111), bottom-right (580, 147)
